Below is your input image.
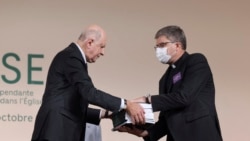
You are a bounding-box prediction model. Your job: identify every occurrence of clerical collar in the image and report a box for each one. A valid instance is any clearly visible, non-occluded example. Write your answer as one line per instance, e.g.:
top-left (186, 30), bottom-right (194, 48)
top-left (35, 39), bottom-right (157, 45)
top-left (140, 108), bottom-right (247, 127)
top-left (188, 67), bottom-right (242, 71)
top-left (75, 42), bottom-right (87, 64)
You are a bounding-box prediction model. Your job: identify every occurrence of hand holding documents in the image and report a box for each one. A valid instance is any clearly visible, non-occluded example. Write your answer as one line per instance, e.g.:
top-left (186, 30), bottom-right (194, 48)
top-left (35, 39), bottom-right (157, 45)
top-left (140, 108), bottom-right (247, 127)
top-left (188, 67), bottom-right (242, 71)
top-left (111, 103), bottom-right (155, 131)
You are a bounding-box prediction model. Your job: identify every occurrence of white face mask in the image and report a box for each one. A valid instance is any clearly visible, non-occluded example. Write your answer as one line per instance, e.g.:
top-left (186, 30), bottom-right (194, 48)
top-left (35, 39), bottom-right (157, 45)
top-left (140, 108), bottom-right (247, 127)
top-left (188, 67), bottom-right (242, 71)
top-left (155, 47), bottom-right (171, 64)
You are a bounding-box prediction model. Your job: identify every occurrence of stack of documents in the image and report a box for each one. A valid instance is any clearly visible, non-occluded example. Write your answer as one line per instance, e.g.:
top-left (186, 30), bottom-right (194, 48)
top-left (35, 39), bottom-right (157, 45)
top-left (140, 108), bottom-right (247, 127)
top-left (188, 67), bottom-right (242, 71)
top-left (111, 103), bottom-right (155, 131)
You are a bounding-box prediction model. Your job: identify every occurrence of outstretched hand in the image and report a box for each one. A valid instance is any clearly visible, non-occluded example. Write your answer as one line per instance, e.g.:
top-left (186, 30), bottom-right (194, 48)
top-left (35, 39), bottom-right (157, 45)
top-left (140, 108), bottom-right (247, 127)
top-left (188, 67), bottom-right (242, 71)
top-left (130, 96), bottom-right (147, 103)
top-left (126, 100), bottom-right (145, 124)
top-left (117, 125), bottom-right (148, 137)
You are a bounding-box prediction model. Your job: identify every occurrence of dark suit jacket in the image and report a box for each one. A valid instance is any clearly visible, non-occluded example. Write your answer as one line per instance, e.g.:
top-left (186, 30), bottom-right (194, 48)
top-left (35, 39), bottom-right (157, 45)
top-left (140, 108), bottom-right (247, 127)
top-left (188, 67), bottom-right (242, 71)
top-left (31, 43), bottom-right (121, 141)
top-left (145, 52), bottom-right (223, 141)
top-left (86, 108), bottom-right (102, 125)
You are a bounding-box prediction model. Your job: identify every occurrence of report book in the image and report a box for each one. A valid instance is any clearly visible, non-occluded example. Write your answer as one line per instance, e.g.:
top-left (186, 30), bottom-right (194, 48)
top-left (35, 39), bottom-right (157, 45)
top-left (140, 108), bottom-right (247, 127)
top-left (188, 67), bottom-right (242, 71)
top-left (111, 103), bottom-right (155, 131)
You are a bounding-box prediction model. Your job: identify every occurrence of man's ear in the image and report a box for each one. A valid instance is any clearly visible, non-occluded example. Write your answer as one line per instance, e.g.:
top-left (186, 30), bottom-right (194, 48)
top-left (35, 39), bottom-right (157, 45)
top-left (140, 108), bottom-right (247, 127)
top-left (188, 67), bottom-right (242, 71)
top-left (175, 42), bottom-right (182, 50)
top-left (86, 38), bottom-right (94, 49)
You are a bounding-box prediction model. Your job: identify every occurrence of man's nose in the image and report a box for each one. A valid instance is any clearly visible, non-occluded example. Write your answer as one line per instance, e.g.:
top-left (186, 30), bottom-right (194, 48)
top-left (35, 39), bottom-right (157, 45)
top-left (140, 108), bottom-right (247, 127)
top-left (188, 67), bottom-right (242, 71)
top-left (100, 48), bottom-right (105, 56)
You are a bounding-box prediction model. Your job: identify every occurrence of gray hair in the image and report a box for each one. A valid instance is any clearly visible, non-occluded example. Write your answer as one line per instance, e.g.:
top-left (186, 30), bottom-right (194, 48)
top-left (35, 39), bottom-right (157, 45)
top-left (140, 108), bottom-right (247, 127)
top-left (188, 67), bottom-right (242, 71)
top-left (78, 29), bottom-right (102, 42)
top-left (155, 25), bottom-right (187, 50)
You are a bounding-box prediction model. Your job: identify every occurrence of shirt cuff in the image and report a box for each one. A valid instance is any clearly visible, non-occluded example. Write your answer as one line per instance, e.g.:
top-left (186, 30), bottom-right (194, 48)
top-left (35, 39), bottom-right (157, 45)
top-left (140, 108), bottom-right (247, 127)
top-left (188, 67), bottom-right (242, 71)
top-left (120, 99), bottom-right (126, 109)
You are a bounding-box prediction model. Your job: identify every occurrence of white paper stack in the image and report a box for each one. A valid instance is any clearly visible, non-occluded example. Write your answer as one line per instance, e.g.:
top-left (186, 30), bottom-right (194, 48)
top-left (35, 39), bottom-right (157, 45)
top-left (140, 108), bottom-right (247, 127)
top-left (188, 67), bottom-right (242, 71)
top-left (112, 103), bottom-right (155, 131)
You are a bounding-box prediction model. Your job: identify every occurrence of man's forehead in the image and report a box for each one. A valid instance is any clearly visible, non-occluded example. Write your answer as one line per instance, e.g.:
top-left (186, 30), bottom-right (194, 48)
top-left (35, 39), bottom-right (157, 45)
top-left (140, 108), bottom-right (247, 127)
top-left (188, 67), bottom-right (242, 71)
top-left (156, 36), bottom-right (169, 42)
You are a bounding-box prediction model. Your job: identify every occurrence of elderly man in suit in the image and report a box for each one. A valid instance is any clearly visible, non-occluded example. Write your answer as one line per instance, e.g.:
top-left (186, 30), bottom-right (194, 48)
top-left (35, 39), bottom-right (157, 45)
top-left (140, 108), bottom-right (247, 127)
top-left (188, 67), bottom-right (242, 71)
top-left (31, 24), bottom-right (145, 141)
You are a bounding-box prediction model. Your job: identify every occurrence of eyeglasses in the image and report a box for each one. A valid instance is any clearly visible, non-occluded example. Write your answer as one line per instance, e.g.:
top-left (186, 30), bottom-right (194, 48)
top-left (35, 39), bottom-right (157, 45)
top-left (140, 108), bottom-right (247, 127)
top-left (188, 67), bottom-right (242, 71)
top-left (154, 42), bottom-right (174, 49)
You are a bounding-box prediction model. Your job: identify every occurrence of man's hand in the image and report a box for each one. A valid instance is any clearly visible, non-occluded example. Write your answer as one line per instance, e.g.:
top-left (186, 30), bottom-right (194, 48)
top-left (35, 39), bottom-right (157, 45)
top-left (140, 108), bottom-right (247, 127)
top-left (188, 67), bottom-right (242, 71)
top-left (126, 100), bottom-right (145, 124)
top-left (130, 96), bottom-right (147, 103)
top-left (117, 125), bottom-right (148, 137)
